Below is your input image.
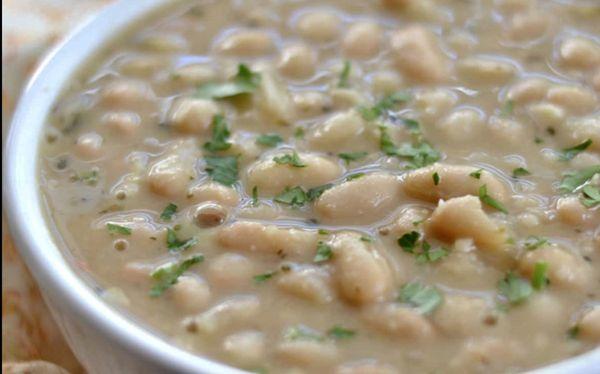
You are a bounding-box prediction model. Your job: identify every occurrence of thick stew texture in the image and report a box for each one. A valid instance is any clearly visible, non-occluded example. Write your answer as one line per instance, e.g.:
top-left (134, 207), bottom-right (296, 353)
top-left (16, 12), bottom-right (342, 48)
top-left (40, 0), bottom-right (600, 373)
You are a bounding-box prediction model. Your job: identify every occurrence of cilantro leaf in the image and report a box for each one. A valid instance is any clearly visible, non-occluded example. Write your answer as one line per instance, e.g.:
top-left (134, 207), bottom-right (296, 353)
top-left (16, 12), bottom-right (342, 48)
top-left (203, 115), bottom-right (231, 153)
top-left (106, 223), bottom-right (132, 235)
top-left (284, 325), bottom-right (324, 342)
top-left (379, 127), bottom-right (440, 168)
top-left (160, 203), bottom-right (178, 221)
top-left (559, 166), bottom-right (600, 192)
top-left (500, 100), bottom-right (514, 117)
top-left (338, 61), bottom-right (351, 88)
top-left (523, 236), bottom-right (548, 250)
top-left (74, 170), bottom-right (99, 186)
top-left (415, 246), bottom-right (449, 264)
top-left (327, 326), bottom-right (356, 340)
top-left (166, 228), bottom-right (198, 252)
top-left (274, 186), bottom-right (308, 207)
top-left (253, 271), bottom-right (277, 283)
top-left (479, 184), bottom-right (508, 213)
top-left (313, 242), bottom-right (333, 263)
top-left (251, 186), bottom-right (259, 206)
top-left (205, 155), bottom-right (238, 186)
top-left (149, 255), bottom-right (204, 297)
top-left (397, 282), bottom-right (442, 315)
top-left (498, 272), bottom-right (532, 305)
top-left (512, 167), bottom-right (531, 178)
top-left (359, 91), bottom-right (412, 121)
top-left (560, 139), bottom-right (592, 161)
top-left (469, 169), bottom-right (483, 179)
top-left (398, 231), bottom-right (420, 253)
top-left (432, 172), bottom-right (440, 185)
top-left (196, 64), bottom-right (260, 99)
top-left (338, 151), bottom-right (368, 164)
top-left (273, 151), bottom-right (307, 168)
top-left (306, 184), bottom-right (333, 201)
top-left (531, 261), bottom-right (549, 290)
top-left (345, 173), bottom-right (365, 181)
top-left (256, 133), bottom-right (283, 148)
top-left (581, 185), bottom-right (600, 207)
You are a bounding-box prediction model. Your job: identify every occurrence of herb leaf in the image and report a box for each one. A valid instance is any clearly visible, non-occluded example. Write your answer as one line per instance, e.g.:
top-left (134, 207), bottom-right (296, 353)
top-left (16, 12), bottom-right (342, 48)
top-left (560, 139), bottom-right (592, 161)
top-left (284, 325), bottom-right (324, 342)
top-left (338, 151), bottom-right (368, 164)
top-left (398, 231), bottom-right (420, 253)
top-left (531, 261), bottom-right (549, 290)
top-left (559, 166), bottom-right (600, 192)
top-left (432, 172), bottom-right (440, 185)
top-left (205, 155), bottom-right (239, 186)
top-left (581, 185), bottom-right (600, 208)
top-left (196, 64), bottom-right (260, 99)
top-left (479, 184), bottom-right (508, 213)
top-left (149, 255), bottom-right (204, 297)
top-left (273, 151), bottom-right (307, 168)
top-left (274, 186), bottom-right (307, 207)
top-left (338, 61), bottom-right (351, 88)
top-left (314, 242), bottom-right (333, 263)
top-left (524, 236), bottom-right (548, 251)
top-left (359, 91), bottom-right (412, 121)
top-left (106, 223), bottom-right (132, 235)
top-left (327, 326), bottom-right (356, 340)
top-left (512, 167), bottom-right (531, 178)
top-left (253, 271), bottom-right (277, 283)
top-left (379, 127), bottom-right (440, 168)
top-left (397, 282), bottom-right (443, 315)
top-left (166, 228), bottom-right (198, 252)
top-left (306, 184), bottom-right (333, 201)
top-left (469, 169), bottom-right (483, 179)
top-left (203, 115), bottom-right (231, 153)
top-left (75, 170), bottom-right (99, 186)
top-left (251, 186), bottom-right (259, 206)
top-left (498, 272), bottom-right (532, 305)
top-left (256, 133), bottom-right (283, 148)
top-left (160, 203), bottom-right (178, 221)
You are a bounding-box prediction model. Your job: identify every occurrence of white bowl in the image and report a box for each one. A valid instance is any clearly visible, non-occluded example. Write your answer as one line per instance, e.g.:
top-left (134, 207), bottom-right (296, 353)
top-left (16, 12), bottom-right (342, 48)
top-left (3, 1), bottom-right (599, 373)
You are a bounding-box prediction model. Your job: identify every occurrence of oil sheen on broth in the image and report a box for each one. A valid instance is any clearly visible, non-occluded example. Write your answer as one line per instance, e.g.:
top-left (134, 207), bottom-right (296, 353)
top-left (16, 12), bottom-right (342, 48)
top-left (40, 0), bottom-right (600, 373)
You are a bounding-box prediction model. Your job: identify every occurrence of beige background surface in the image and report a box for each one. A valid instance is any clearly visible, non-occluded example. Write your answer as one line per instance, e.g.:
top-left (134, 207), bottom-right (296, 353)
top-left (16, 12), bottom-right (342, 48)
top-left (2, 1), bottom-right (113, 372)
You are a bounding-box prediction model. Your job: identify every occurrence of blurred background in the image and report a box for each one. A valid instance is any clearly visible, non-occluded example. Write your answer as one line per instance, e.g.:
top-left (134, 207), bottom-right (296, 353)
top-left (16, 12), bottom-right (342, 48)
top-left (3, 2), bottom-right (113, 372)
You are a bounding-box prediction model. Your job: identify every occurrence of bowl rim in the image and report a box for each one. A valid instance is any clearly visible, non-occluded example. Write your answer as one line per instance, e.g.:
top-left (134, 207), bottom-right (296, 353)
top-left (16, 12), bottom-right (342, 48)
top-left (2, 0), bottom-right (599, 373)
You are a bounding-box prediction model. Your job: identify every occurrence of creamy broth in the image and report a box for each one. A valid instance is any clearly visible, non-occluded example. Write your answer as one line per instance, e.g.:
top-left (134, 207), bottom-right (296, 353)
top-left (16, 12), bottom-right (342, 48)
top-left (40, 0), bottom-right (600, 372)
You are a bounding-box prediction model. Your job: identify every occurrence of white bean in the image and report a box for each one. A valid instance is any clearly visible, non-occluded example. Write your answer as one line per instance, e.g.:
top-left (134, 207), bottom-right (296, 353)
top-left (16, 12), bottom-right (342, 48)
top-left (578, 306), bottom-right (600, 343)
top-left (308, 110), bottom-right (377, 153)
top-left (75, 132), bottom-right (103, 159)
top-left (456, 56), bottom-right (517, 86)
top-left (100, 80), bottom-right (155, 108)
top-left (362, 303), bottom-right (435, 340)
top-left (295, 11), bottom-right (341, 43)
top-left (222, 330), bottom-right (265, 366)
top-left (147, 154), bottom-right (192, 198)
top-left (217, 29), bottom-right (275, 56)
top-left (546, 85), bottom-right (597, 115)
top-left (433, 295), bottom-right (494, 337)
top-left (167, 98), bottom-right (219, 135)
top-left (277, 266), bottom-right (334, 304)
top-left (559, 37), bottom-right (600, 71)
top-left (206, 253), bottom-right (255, 290)
top-left (188, 182), bottom-right (240, 207)
top-left (102, 112), bottom-right (141, 136)
top-left (436, 108), bottom-right (485, 144)
top-left (185, 295), bottom-right (260, 334)
top-left (171, 276), bottom-right (211, 313)
top-left (278, 44), bottom-right (317, 79)
top-left (343, 22), bottom-right (383, 59)
top-left (277, 339), bottom-right (338, 367)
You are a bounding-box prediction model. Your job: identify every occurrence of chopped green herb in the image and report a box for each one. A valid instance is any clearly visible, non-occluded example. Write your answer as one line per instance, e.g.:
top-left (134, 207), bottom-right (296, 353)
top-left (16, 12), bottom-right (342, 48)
top-left (416, 246), bottom-right (449, 264)
top-left (338, 151), bottom-right (368, 164)
top-left (359, 91), bottom-right (412, 121)
top-left (402, 118), bottom-right (421, 133)
top-left (479, 184), bottom-right (508, 214)
top-left (360, 236), bottom-right (374, 243)
top-left (559, 166), bottom-right (600, 192)
top-left (560, 139), bottom-right (593, 161)
top-left (284, 325), bottom-right (324, 342)
top-left (306, 184), bottom-right (333, 201)
top-left (500, 100), bottom-right (514, 117)
top-left (469, 169), bottom-right (483, 179)
top-left (106, 223), bottom-right (132, 236)
top-left (524, 236), bottom-right (548, 250)
top-left (398, 231), bottom-right (420, 253)
top-left (166, 228), bottom-right (198, 252)
top-left (251, 186), bottom-right (259, 206)
top-left (379, 127), bottom-right (440, 168)
top-left (318, 229), bottom-right (330, 235)
top-left (205, 155), bottom-right (239, 186)
top-left (379, 126), bottom-right (399, 156)
top-left (160, 203), bottom-right (178, 221)
top-left (294, 127), bottom-right (305, 139)
top-left (338, 60), bottom-right (351, 88)
top-left (196, 64), bottom-right (260, 99)
top-left (397, 282), bottom-right (442, 315)
top-left (531, 261), bottom-right (549, 290)
top-left (327, 326), bottom-right (356, 340)
top-left (432, 172), bottom-right (440, 185)
top-left (512, 167), bottom-right (531, 178)
top-left (567, 325), bottom-right (580, 339)
top-left (149, 255), bottom-right (204, 297)
top-left (76, 170), bottom-right (99, 186)
top-left (253, 271), bottom-right (277, 283)
top-left (273, 151), bottom-right (307, 168)
top-left (581, 185), bottom-right (600, 208)
top-left (203, 115), bottom-right (231, 153)
top-left (313, 242), bottom-right (333, 263)
top-left (256, 133), bottom-right (283, 148)
top-left (346, 173), bottom-right (365, 181)
top-left (274, 186), bottom-right (308, 207)
top-left (534, 137), bottom-right (544, 144)
top-left (498, 272), bottom-right (532, 305)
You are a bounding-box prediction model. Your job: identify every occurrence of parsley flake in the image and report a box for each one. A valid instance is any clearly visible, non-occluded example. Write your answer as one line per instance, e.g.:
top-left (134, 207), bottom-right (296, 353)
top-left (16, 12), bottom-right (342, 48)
top-left (379, 127), bottom-right (440, 168)
top-left (398, 231), bottom-right (420, 253)
top-left (469, 169), bottom-right (483, 179)
top-left (166, 228), bottom-right (197, 252)
top-left (273, 151), bottom-right (307, 168)
top-left (306, 184), bottom-right (333, 201)
top-left (253, 271), bottom-right (277, 283)
top-left (479, 184), bottom-right (508, 213)
top-left (359, 91), bottom-right (412, 121)
top-left (524, 236), bottom-right (548, 250)
top-left (397, 282), bottom-right (443, 315)
top-left (160, 203), bottom-right (178, 221)
top-left (313, 242), bottom-right (333, 263)
top-left (498, 272), bottom-right (532, 305)
top-left (149, 255), bottom-right (204, 297)
top-left (512, 167), bottom-right (531, 178)
top-left (559, 166), bottom-right (600, 192)
top-left (205, 155), bottom-right (239, 186)
top-left (256, 133), bottom-right (283, 148)
top-left (346, 173), bottom-right (365, 181)
top-left (327, 326), bottom-right (356, 340)
top-left (274, 186), bottom-right (307, 207)
top-left (432, 172), bottom-right (440, 185)
top-left (196, 64), bottom-right (260, 99)
top-left (531, 261), bottom-right (549, 290)
top-left (106, 223), bottom-right (131, 236)
top-left (338, 61), bottom-right (351, 88)
top-left (581, 185), bottom-right (600, 208)
top-left (203, 115), bottom-right (231, 153)
top-left (338, 151), bottom-right (368, 164)
top-left (560, 139), bottom-right (593, 161)
top-left (284, 325), bottom-right (324, 342)
top-left (251, 186), bottom-right (259, 206)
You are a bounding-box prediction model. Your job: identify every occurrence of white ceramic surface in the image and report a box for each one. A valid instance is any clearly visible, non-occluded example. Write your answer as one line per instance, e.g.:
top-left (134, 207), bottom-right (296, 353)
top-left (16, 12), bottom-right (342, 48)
top-left (3, 1), bottom-right (600, 373)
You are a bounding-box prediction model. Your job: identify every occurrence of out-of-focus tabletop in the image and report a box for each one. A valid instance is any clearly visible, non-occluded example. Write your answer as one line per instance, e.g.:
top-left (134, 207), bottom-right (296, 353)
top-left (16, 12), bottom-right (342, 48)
top-left (2, 1), bottom-right (113, 372)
